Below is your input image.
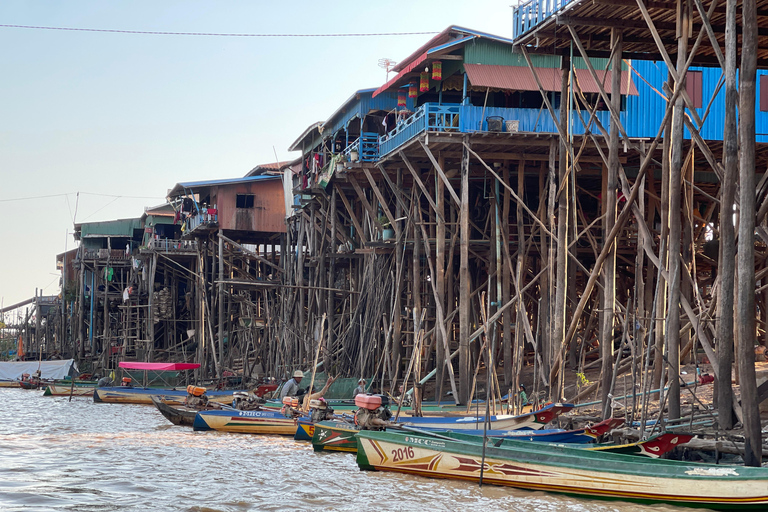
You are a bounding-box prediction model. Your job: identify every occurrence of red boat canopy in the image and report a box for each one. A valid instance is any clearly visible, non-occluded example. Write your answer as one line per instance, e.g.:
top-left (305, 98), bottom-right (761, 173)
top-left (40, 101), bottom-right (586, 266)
top-left (118, 362), bottom-right (200, 371)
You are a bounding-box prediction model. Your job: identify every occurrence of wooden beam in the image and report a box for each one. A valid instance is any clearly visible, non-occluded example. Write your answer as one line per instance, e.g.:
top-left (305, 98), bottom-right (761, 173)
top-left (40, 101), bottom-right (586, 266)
top-left (400, 151), bottom-right (445, 223)
top-left (333, 183), bottom-right (366, 246)
top-left (418, 140), bottom-right (461, 207)
top-left (362, 167), bottom-right (400, 238)
top-left (348, 174), bottom-right (383, 235)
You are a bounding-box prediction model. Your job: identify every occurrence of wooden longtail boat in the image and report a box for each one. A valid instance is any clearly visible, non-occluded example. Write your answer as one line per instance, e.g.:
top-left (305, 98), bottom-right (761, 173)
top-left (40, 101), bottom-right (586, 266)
top-left (93, 386), bottom-right (245, 405)
top-left (193, 408), bottom-right (303, 435)
top-left (312, 420), bottom-right (360, 452)
top-left (356, 430), bottom-right (768, 510)
top-left (311, 403), bottom-right (575, 454)
top-left (295, 418), bottom-right (315, 441)
top-left (151, 396), bottom-right (204, 426)
top-left (43, 382), bottom-right (97, 397)
top-left (398, 403), bottom-right (573, 431)
top-left (0, 380), bottom-right (21, 388)
top-left (311, 417), bottom-right (623, 454)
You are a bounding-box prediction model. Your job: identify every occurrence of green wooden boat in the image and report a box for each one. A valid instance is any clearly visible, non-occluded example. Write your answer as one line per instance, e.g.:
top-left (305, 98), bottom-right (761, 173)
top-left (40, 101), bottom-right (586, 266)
top-left (356, 429), bottom-right (768, 510)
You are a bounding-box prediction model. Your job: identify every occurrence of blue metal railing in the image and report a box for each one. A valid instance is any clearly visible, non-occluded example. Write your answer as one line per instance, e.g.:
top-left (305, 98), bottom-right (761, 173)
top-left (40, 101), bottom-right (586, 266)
top-left (360, 132), bottom-right (379, 161)
top-left (377, 101), bottom-right (618, 159)
top-left (513, 0), bottom-right (574, 39)
top-left (379, 105), bottom-right (427, 156)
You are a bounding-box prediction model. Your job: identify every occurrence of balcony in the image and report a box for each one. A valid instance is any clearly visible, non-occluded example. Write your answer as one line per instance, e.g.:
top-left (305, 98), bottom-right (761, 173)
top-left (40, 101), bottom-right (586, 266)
top-left (141, 238), bottom-right (199, 254)
top-left (183, 211), bottom-right (218, 235)
top-left (513, 0), bottom-right (575, 39)
top-left (377, 102), bottom-right (617, 160)
top-left (341, 132), bottom-right (380, 162)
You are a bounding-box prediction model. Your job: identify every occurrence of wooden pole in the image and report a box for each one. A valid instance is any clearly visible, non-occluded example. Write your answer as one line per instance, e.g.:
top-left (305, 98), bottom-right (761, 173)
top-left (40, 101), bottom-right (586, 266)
top-left (738, 0), bottom-right (762, 467)
top-left (555, 55), bottom-right (570, 400)
top-left (436, 154), bottom-right (447, 399)
top-left (665, 0), bottom-right (690, 421)
top-left (459, 136), bottom-right (471, 404)
top-left (717, 0), bottom-right (737, 431)
top-left (601, 29), bottom-right (621, 418)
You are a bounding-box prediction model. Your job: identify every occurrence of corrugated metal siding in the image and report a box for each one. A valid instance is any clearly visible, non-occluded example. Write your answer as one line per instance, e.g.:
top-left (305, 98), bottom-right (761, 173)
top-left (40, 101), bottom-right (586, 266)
top-left (80, 219), bottom-right (142, 237)
top-left (627, 61), bottom-right (768, 141)
top-left (323, 91), bottom-right (402, 139)
top-left (572, 57), bottom-right (628, 71)
top-left (463, 40), bottom-right (560, 68)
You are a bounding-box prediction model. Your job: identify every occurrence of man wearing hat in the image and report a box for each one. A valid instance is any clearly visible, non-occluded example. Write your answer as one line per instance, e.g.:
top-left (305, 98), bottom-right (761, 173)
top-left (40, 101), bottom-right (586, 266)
top-left (279, 370), bottom-right (304, 400)
top-left (353, 378), bottom-right (366, 397)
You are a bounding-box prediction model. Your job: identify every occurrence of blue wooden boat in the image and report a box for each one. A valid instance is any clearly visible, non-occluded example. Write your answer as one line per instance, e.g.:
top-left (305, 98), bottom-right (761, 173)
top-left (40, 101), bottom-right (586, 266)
top-left (193, 408), bottom-right (305, 435)
top-left (395, 403), bottom-right (573, 431)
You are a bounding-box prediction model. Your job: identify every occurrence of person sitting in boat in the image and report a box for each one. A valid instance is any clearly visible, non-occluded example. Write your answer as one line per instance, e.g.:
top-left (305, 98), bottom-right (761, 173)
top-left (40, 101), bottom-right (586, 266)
top-left (518, 384), bottom-right (528, 406)
top-left (300, 375), bottom-right (338, 411)
top-left (96, 374), bottom-right (113, 388)
top-left (395, 383), bottom-right (412, 407)
top-left (121, 377), bottom-right (133, 387)
top-left (353, 378), bottom-right (366, 397)
top-left (279, 370), bottom-right (305, 400)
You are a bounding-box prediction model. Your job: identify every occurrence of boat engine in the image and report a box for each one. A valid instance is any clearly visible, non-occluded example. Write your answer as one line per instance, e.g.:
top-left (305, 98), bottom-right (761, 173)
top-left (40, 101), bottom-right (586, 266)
top-left (354, 394), bottom-right (392, 430)
top-left (309, 398), bottom-right (335, 423)
top-left (232, 391), bottom-right (266, 410)
top-left (185, 385), bottom-right (209, 407)
top-left (281, 396), bottom-right (302, 418)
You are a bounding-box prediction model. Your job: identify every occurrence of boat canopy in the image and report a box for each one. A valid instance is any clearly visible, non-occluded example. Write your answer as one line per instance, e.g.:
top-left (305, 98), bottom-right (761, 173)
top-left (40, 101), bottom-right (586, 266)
top-left (0, 359), bottom-right (78, 380)
top-left (118, 362), bottom-right (200, 371)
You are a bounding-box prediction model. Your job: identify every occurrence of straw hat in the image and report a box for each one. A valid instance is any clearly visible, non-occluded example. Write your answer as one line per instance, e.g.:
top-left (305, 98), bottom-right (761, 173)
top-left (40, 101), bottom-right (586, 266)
top-left (293, 370), bottom-right (304, 379)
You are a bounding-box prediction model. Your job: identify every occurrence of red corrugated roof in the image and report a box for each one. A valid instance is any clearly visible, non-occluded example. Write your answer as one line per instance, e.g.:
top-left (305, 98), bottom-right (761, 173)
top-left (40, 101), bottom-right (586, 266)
top-left (464, 64), bottom-right (561, 92)
top-left (573, 68), bottom-right (638, 96)
top-left (371, 52), bottom-right (429, 98)
top-left (464, 64), bottom-right (638, 96)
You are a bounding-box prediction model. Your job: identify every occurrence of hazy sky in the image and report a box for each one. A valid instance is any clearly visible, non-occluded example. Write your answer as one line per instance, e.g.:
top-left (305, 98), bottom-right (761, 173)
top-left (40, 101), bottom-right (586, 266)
top-left (0, 1), bottom-right (514, 308)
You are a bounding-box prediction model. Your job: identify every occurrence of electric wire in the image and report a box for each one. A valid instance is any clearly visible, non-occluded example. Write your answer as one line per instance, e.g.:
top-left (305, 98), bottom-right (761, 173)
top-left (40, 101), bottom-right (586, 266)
top-left (0, 24), bottom-right (439, 38)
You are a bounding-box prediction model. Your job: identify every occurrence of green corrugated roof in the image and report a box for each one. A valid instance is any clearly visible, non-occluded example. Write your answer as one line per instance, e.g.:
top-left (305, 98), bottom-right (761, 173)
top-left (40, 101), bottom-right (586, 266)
top-left (79, 218), bottom-right (142, 238)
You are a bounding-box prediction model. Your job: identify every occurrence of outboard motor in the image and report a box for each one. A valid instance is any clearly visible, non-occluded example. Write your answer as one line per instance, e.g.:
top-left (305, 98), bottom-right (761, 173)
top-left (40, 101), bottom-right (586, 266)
top-left (309, 398), bottom-right (335, 423)
top-left (232, 391), bottom-right (266, 410)
top-left (354, 394), bottom-right (392, 430)
top-left (185, 385), bottom-right (209, 408)
top-left (281, 396), bottom-right (302, 418)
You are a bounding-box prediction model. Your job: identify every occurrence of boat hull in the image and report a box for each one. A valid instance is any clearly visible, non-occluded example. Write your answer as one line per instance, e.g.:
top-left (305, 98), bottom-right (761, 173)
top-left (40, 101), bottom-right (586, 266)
top-left (312, 421), bottom-right (361, 452)
top-left (151, 396), bottom-right (199, 426)
top-left (396, 403), bottom-right (573, 431)
top-left (294, 418), bottom-right (315, 441)
top-left (193, 409), bottom-right (299, 435)
top-left (356, 430), bottom-right (768, 510)
top-left (43, 383), bottom-right (97, 396)
top-left (93, 387), bottom-right (244, 405)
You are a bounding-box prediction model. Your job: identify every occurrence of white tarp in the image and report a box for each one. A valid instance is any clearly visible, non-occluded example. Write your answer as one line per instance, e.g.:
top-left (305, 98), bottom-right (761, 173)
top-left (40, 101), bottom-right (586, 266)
top-left (0, 359), bottom-right (77, 381)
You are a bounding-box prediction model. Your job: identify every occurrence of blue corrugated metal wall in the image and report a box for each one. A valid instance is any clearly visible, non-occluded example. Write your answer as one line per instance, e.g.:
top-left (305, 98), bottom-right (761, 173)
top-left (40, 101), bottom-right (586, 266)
top-left (323, 90), bottom-right (405, 137)
top-left (626, 60), bottom-right (768, 142)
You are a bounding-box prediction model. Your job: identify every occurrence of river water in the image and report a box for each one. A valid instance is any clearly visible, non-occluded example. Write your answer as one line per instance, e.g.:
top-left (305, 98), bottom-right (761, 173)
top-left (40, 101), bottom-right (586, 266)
top-left (0, 388), bottom-right (690, 512)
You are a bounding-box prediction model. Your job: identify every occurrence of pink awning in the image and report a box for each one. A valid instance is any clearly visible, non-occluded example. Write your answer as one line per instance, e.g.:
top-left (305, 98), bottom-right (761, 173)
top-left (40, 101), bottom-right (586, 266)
top-left (119, 362), bottom-right (200, 371)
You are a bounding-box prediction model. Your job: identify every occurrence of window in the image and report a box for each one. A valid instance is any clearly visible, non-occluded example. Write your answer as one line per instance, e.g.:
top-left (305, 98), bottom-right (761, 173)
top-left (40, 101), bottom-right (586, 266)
top-left (685, 70), bottom-right (703, 109)
top-left (760, 75), bottom-right (768, 111)
top-left (236, 194), bottom-right (254, 209)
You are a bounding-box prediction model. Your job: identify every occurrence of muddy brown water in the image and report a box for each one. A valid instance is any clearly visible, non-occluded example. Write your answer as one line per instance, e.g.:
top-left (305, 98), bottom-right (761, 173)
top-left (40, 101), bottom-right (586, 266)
top-left (0, 388), bottom-right (690, 512)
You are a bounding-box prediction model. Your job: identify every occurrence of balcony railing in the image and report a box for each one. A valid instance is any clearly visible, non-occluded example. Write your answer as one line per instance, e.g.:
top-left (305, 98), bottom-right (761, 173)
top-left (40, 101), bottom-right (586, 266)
top-left (379, 105), bottom-right (427, 156)
top-left (377, 102), bottom-right (619, 159)
top-left (513, 0), bottom-right (575, 39)
top-left (143, 238), bottom-right (199, 253)
top-left (185, 211), bottom-right (218, 233)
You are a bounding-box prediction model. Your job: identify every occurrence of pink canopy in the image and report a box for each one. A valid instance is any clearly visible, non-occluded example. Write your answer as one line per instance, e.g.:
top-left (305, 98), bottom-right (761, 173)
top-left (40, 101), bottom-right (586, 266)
top-left (118, 362), bottom-right (200, 371)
